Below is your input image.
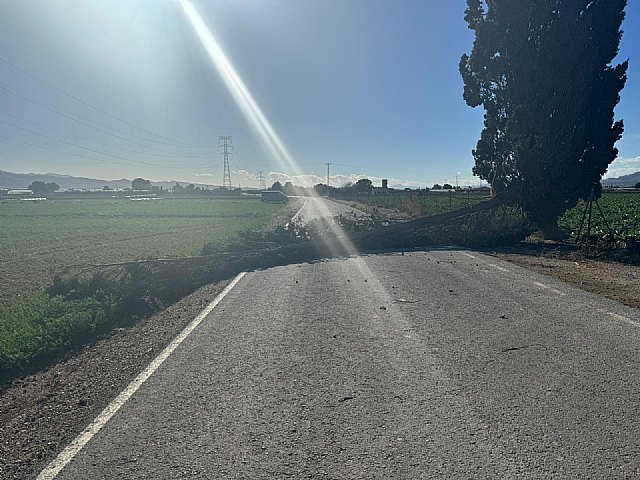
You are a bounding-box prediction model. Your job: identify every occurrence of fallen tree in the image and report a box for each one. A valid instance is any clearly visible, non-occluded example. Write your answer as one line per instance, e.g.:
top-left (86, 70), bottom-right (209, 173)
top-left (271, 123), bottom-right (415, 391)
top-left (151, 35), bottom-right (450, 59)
top-left (2, 197), bottom-right (532, 383)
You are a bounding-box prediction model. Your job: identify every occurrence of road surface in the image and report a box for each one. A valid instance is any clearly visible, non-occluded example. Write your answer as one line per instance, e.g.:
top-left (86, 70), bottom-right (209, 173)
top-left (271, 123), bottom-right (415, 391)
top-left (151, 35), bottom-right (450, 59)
top-left (291, 196), bottom-right (365, 224)
top-left (41, 245), bottom-right (640, 479)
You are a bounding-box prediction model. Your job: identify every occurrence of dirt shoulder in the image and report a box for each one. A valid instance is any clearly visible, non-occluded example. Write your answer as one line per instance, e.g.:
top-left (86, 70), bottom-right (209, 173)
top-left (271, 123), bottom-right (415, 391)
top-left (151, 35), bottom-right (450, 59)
top-left (490, 244), bottom-right (640, 310)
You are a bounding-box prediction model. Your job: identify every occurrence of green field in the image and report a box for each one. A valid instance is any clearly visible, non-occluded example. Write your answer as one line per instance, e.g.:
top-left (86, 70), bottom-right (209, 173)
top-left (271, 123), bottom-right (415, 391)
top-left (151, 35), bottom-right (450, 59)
top-left (0, 197), bottom-right (300, 300)
top-left (559, 191), bottom-right (640, 241)
top-left (0, 196), bottom-right (301, 374)
top-left (338, 190), bottom-right (493, 217)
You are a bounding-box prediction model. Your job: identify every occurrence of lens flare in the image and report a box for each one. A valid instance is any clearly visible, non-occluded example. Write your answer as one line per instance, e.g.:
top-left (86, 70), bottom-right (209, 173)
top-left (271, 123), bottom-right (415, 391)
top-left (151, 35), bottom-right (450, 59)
top-left (178, 0), bottom-right (360, 258)
top-left (179, 0), bottom-right (299, 175)
top-left (179, 2), bottom-right (417, 350)
top-left (179, 1), bottom-right (398, 302)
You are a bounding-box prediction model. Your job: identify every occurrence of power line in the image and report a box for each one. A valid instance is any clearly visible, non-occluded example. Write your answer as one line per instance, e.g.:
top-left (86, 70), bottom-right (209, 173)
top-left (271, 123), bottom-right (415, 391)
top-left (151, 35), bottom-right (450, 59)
top-left (0, 131), bottom-right (207, 170)
top-left (0, 117), bottom-right (212, 169)
top-left (0, 108), bottom-right (213, 160)
top-left (0, 82), bottom-right (213, 156)
top-left (0, 132), bottom-right (127, 167)
top-left (0, 55), bottom-right (218, 149)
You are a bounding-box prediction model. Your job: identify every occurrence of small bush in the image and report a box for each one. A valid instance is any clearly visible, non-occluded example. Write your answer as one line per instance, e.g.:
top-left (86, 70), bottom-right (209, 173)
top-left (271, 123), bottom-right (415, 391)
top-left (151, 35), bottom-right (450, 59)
top-left (0, 293), bottom-right (109, 374)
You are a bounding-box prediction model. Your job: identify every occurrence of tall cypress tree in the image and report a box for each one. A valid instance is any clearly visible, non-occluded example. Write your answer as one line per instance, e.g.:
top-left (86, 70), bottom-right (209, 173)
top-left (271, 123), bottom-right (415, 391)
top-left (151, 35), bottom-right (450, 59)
top-left (460, 0), bottom-right (628, 238)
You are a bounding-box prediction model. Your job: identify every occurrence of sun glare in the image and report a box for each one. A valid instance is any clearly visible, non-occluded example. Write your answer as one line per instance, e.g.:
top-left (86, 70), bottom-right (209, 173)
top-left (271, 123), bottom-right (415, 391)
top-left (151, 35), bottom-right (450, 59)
top-left (178, 0), bottom-right (401, 301)
top-left (178, 0), bottom-right (299, 176)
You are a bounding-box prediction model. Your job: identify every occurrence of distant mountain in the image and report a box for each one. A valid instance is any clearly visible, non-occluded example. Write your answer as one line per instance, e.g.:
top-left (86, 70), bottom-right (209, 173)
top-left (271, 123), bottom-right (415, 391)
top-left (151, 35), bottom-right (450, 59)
top-left (0, 171), bottom-right (217, 190)
top-left (0, 171), bottom-right (130, 190)
top-left (602, 171), bottom-right (640, 187)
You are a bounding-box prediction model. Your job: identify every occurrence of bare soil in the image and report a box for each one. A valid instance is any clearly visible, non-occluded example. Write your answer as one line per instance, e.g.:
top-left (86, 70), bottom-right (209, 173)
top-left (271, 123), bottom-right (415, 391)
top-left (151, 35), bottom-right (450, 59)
top-left (492, 243), bottom-right (640, 309)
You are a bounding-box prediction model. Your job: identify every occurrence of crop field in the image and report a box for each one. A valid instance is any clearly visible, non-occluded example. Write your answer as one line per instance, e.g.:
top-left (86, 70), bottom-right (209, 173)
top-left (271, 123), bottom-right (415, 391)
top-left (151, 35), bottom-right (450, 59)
top-left (339, 190), bottom-right (493, 216)
top-left (0, 197), bottom-right (300, 300)
top-left (559, 191), bottom-right (640, 241)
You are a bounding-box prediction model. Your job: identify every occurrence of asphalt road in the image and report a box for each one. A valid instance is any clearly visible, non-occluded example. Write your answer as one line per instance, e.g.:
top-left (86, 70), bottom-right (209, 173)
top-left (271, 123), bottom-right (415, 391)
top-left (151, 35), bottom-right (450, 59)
top-left (42, 246), bottom-right (640, 479)
top-left (291, 196), bottom-right (365, 224)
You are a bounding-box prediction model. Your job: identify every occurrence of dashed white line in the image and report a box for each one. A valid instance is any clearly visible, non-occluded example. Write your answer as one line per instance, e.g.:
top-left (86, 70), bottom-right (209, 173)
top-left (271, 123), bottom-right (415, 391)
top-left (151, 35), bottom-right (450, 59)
top-left (532, 281), bottom-right (566, 296)
top-left (608, 312), bottom-right (640, 329)
top-left (37, 272), bottom-right (247, 480)
top-left (460, 252), bottom-right (476, 259)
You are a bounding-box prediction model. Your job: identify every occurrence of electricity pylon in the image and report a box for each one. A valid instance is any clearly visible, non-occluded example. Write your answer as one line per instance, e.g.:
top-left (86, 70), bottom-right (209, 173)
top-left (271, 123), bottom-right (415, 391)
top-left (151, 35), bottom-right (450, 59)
top-left (219, 136), bottom-right (233, 188)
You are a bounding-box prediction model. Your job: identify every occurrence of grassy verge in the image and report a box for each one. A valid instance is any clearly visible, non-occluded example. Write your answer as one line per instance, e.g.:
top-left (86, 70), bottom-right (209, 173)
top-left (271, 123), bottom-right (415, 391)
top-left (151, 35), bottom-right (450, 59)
top-left (0, 293), bottom-right (111, 373)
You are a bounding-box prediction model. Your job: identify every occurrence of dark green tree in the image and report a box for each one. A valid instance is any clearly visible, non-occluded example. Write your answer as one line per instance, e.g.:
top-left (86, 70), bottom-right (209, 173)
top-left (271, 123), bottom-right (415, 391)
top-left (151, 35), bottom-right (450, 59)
top-left (131, 178), bottom-right (151, 190)
top-left (460, 0), bottom-right (628, 238)
top-left (283, 181), bottom-right (296, 195)
top-left (28, 181), bottom-right (59, 194)
top-left (355, 178), bottom-right (373, 193)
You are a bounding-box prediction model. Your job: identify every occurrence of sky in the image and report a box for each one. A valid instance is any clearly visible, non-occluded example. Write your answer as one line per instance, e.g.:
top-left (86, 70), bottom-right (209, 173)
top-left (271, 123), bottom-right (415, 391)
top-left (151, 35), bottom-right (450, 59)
top-left (0, 0), bottom-right (638, 189)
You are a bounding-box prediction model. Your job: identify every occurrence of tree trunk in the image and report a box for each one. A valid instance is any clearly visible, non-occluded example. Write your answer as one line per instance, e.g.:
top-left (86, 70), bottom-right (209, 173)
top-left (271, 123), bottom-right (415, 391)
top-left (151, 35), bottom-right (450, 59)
top-left (540, 219), bottom-right (561, 240)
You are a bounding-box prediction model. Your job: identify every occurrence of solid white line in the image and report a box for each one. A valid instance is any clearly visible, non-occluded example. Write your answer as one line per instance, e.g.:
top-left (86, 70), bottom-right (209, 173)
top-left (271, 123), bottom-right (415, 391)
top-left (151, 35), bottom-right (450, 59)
top-left (460, 252), bottom-right (476, 259)
top-left (37, 272), bottom-right (247, 480)
top-left (608, 312), bottom-right (640, 329)
top-left (290, 197), bottom-right (307, 223)
top-left (532, 281), bottom-right (565, 296)
top-left (487, 263), bottom-right (508, 272)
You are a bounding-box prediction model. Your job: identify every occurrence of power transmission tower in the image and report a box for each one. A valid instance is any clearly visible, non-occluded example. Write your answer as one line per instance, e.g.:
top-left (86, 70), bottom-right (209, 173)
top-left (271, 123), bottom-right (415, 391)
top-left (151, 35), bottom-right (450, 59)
top-left (258, 171), bottom-right (266, 191)
top-left (325, 162), bottom-right (331, 186)
top-left (219, 136), bottom-right (233, 188)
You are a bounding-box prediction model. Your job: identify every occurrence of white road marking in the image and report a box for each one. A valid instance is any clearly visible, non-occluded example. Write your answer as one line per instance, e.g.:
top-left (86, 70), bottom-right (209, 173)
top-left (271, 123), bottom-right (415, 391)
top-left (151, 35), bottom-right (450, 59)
top-left (532, 281), bottom-right (566, 296)
top-left (608, 312), bottom-right (640, 329)
top-left (460, 252), bottom-right (476, 259)
top-left (37, 272), bottom-right (247, 480)
top-left (487, 263), bottom-right (508, 272)
top-left (290, 197), bottom-right (307, 223)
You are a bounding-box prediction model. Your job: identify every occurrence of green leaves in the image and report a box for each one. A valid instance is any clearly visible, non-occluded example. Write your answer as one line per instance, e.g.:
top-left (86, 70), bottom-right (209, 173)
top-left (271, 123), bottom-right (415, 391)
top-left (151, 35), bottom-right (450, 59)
top-left (0, 294), bottom-right (108, 373)
top-left (460, 0), bottom-right (628, 228)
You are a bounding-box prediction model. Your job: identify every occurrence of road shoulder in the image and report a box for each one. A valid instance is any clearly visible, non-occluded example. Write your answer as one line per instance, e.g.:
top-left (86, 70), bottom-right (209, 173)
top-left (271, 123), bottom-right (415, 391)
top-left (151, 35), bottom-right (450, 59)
top-left (494, 249), bottom-right (640, 310)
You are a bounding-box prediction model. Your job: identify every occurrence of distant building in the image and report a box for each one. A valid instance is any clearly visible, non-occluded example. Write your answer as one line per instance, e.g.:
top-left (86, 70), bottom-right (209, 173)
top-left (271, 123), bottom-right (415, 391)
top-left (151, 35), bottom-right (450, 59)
top-left (382, 179), bottom-right (388, 189)
top-left (7, 189), bottom-right (33, 197)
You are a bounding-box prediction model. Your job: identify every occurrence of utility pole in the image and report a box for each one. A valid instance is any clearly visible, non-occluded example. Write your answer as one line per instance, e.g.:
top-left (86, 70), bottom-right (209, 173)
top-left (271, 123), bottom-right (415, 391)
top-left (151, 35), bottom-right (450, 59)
top-left (219, 136), bottom-right (233, 188)
top-left (325, 162), bottom-right (331, 186)
top-left (258, 171), bottom-right (266, 191)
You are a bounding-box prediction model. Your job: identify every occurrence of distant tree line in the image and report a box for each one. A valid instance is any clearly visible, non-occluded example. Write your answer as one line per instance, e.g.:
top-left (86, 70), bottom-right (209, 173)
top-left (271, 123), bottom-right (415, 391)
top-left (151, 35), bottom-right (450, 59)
top-left (269, 181), bottom-right (315, 196)
top-left (28, 181), bottom-right (59, 194)
top-left (131, 178), bottom-right (152, 190)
